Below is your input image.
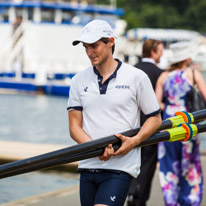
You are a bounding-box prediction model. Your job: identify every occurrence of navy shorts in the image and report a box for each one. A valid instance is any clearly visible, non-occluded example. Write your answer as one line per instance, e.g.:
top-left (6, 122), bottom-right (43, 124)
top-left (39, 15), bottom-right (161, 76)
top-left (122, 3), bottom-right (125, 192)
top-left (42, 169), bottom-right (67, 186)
top-left (79, 169), bottom-right (132, 206)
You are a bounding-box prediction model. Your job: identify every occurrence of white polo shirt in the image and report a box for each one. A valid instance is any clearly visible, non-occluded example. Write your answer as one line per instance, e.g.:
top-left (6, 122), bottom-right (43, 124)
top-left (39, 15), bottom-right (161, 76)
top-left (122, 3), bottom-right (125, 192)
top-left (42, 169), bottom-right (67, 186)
top-left (67, 59), bottom-right (160, 177)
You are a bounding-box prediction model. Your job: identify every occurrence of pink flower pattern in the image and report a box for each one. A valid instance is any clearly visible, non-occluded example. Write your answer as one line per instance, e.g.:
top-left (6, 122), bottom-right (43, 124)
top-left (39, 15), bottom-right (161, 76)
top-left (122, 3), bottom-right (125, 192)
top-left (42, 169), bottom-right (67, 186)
top-left (158, 70), bottom-right (203, 206)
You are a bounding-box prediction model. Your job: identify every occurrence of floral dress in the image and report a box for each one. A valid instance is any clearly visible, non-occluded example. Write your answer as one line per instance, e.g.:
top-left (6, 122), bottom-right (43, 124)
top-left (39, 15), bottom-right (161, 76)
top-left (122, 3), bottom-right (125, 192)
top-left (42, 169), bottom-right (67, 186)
top-left (158, 70), bottom-right (203, 206)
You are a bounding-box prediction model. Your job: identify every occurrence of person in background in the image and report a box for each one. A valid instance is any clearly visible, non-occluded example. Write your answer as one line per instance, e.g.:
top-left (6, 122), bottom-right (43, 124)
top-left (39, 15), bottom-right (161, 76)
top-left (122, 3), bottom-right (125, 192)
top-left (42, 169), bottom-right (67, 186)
top-left (127, 39), bottom-right (164, 206)
top-left (155, 41), bottom-right (206, 206)
top-left (67, 20), bottom-right (162, 206)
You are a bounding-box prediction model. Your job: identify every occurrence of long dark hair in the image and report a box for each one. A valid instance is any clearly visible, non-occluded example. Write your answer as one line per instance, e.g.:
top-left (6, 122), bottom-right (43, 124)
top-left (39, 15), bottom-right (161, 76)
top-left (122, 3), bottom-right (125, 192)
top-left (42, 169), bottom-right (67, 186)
top-left (168, 60), bottom-right (186, 72)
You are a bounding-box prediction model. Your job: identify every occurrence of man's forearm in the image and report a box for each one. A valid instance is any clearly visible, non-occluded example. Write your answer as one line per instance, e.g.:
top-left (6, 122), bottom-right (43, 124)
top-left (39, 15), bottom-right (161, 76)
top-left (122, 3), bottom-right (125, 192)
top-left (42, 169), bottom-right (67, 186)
top-left (134, 113), bottom-right (162, 145)
top-left (70, 126), bottom-right (92, 144)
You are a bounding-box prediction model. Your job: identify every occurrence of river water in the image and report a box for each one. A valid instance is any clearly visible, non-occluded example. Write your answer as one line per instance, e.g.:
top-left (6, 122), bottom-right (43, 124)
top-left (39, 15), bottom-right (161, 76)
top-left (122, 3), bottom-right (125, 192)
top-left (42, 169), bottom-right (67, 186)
top-left (0, 93), bottom-right (206, 204)
top-left (0, 93), bottom-right (74, 145)
top-left (0, 93), bottom-right (79, 204)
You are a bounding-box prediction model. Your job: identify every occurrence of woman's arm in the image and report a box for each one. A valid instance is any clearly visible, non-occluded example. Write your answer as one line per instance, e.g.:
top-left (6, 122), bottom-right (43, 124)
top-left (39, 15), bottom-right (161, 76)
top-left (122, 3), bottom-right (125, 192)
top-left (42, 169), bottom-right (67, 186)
top-left (194, 69), bottom-right (206, 100)
top-left (155, 72), bottom-right (167, 111)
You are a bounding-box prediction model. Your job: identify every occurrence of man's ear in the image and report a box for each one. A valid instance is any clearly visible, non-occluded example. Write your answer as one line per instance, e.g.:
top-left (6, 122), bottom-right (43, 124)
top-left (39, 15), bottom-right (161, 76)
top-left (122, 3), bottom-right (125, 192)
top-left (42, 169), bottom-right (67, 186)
top-left (109, 37), bottom-right (115, 46)
top-left (151, 49), bottom-right (155, 58)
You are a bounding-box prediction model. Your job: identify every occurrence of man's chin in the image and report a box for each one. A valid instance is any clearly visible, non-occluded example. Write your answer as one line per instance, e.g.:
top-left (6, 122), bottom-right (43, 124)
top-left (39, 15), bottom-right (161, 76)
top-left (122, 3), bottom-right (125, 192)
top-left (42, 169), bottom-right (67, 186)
top-left (91, 61), bottom-right (99, 67)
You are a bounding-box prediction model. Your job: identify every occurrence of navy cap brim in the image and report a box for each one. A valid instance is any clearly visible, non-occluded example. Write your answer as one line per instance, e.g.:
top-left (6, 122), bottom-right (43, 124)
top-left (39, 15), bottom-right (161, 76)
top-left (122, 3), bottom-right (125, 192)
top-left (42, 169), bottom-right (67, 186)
top-left (72, 40), bottom-right (81, 46)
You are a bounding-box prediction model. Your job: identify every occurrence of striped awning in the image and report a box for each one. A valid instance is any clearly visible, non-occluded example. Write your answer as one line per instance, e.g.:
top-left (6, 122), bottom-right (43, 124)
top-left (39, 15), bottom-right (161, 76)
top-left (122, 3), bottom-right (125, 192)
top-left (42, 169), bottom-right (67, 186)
top-left (126, 28), bottom-right (200, 42)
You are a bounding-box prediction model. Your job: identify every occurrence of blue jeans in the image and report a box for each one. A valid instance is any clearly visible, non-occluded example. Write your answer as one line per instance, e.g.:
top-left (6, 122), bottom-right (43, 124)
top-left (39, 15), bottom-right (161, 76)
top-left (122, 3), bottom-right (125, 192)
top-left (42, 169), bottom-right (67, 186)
top-left (80, 169), bottom-right (132, 206)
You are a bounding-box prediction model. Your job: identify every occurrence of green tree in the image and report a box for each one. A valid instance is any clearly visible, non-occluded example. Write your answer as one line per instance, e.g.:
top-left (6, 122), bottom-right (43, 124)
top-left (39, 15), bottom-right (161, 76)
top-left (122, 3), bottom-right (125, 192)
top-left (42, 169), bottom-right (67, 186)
top-left (184, 0), bottom-right (206, 32)
top-left (116, 0), bottom-right (206, 33)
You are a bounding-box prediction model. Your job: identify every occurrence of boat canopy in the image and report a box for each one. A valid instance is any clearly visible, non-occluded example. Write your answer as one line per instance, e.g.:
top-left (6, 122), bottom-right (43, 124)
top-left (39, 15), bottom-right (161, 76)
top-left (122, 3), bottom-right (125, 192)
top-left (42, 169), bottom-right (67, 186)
top-left (0, 1), bottom-right (124, 16)
top-left (126, 28), bottom-right (200, 42)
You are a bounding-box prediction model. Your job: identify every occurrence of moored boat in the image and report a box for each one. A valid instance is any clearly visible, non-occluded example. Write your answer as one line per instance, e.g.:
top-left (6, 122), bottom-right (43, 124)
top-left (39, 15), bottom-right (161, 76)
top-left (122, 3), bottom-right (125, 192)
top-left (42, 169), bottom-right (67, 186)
top-left (0, 0), bottom-right (125, 95)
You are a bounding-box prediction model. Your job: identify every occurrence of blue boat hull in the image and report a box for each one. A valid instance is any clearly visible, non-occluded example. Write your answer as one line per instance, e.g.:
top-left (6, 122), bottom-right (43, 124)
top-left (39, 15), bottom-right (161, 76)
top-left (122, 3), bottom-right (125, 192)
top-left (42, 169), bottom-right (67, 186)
top-left (0, 81), bottom-right (40, 92)
top-left (43, 85), bottom-right (70, 97)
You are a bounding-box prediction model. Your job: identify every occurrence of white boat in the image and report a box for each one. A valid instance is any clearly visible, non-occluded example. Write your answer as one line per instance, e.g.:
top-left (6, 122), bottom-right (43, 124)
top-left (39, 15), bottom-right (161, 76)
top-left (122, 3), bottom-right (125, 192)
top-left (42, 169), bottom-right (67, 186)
top-left (0, 0), bottom-right (126, 95)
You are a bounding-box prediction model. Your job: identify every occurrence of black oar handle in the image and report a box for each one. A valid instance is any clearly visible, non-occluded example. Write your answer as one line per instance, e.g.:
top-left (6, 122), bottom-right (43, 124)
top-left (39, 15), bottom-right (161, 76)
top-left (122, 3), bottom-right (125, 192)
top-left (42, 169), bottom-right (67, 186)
top-left (0, 128), bottom-right (193, 179)
top-left (0, 128), bottom-right (141, 175)
top-left (0, 134), bottom-right (121, 175)
top-left (1, 133), bottom-right (168, 179)
top-left (193, 109), bottom-right (206, 122)
top-left (0, 144), bottom-right (120, 179)
top-left (196, 120), bottom-right (206, 133)
top-left (0, 109), bottom-right (205, 177)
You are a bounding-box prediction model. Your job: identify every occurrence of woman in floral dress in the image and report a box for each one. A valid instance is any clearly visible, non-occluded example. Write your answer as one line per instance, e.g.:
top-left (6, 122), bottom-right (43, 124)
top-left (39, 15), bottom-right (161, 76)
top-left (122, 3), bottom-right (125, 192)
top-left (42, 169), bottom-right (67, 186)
top-left (155, 42), bottom-right (206, 206)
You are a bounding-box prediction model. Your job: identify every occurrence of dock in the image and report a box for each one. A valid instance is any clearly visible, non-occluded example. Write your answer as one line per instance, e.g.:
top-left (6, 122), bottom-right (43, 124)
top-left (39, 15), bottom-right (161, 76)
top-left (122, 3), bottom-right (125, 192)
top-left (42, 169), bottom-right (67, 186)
top-left (0, 140), bottom-right (78, 172)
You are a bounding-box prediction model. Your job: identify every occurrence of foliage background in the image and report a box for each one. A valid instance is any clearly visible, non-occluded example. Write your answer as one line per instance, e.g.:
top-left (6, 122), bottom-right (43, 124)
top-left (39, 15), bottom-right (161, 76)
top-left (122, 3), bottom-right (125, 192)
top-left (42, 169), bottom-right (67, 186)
top-left (96, 0), bottom-right (206, 33)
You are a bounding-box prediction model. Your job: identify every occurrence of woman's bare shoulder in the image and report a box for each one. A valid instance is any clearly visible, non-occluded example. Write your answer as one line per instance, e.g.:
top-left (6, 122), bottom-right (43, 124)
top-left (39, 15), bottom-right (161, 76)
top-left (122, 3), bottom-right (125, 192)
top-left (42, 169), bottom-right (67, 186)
top-left (159, 71), bottom-right (169, 81)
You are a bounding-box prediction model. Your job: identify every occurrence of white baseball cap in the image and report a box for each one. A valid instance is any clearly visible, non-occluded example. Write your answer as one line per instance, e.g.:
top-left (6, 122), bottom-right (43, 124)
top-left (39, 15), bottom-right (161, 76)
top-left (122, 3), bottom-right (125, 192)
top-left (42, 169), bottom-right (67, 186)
top-left (72, 20), bottom-right (116, 46)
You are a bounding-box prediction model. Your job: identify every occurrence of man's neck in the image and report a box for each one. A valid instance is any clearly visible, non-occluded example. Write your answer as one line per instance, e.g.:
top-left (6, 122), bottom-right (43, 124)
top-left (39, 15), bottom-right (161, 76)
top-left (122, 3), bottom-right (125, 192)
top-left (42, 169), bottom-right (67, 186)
top-left (96, 57), bottom-right (118, 83)
top-left (96, 57), bottom-right (118, 76)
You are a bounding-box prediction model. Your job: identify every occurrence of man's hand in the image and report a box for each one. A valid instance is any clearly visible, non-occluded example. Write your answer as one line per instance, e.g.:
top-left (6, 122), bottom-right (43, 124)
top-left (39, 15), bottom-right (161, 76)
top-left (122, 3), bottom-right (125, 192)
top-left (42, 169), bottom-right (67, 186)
top-left (114, 133), bottom-right (139, 156)
top-left (99, 144), bottom-right (115, 161)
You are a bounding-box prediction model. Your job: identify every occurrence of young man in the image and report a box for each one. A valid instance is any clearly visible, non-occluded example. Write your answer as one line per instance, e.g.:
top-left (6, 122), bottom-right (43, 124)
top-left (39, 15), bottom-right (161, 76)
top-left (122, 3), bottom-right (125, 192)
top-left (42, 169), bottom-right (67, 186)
top-left (67, 20), bottom-right (162, 206)
top-left (127, 39), bottom-right (164, 206)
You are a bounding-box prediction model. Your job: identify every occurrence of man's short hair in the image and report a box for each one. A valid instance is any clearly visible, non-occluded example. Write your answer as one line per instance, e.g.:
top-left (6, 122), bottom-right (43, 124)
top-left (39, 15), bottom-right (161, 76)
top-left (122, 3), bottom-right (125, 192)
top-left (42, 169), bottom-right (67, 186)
top-left (142, 39), bottom-right (162, 58)
top-left (100, 38), bottom-right (115, 54)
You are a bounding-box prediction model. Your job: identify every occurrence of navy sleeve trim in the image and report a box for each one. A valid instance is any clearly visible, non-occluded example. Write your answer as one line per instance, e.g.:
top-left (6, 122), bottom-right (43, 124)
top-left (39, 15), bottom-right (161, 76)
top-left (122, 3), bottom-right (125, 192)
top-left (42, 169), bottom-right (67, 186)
top-left (67, 106), bottom-right (83, 111)
top-left (145, 109), bottom-right (161, 118)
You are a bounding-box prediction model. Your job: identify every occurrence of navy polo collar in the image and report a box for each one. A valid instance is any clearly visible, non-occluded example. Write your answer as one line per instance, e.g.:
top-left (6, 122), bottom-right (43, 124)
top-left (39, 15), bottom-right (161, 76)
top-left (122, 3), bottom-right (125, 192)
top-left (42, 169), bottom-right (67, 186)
top-left (93, 59), bottom-right (122, 78)
top-left (93, 59), bottom-right (122, 94)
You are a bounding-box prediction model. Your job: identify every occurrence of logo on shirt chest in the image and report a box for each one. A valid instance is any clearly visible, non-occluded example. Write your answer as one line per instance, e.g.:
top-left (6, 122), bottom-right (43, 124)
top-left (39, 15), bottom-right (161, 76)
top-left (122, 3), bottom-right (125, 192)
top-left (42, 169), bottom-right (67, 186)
top-left (115, 85), bottom-right (130, 89)
top-left (84, 87), bottom-right (88, 92)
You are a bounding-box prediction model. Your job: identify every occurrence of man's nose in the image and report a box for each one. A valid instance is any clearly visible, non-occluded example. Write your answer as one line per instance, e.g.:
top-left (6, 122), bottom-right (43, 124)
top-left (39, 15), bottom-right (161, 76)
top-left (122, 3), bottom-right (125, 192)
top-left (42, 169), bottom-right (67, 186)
top-left (86, 48), bottom-right (93, 56)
